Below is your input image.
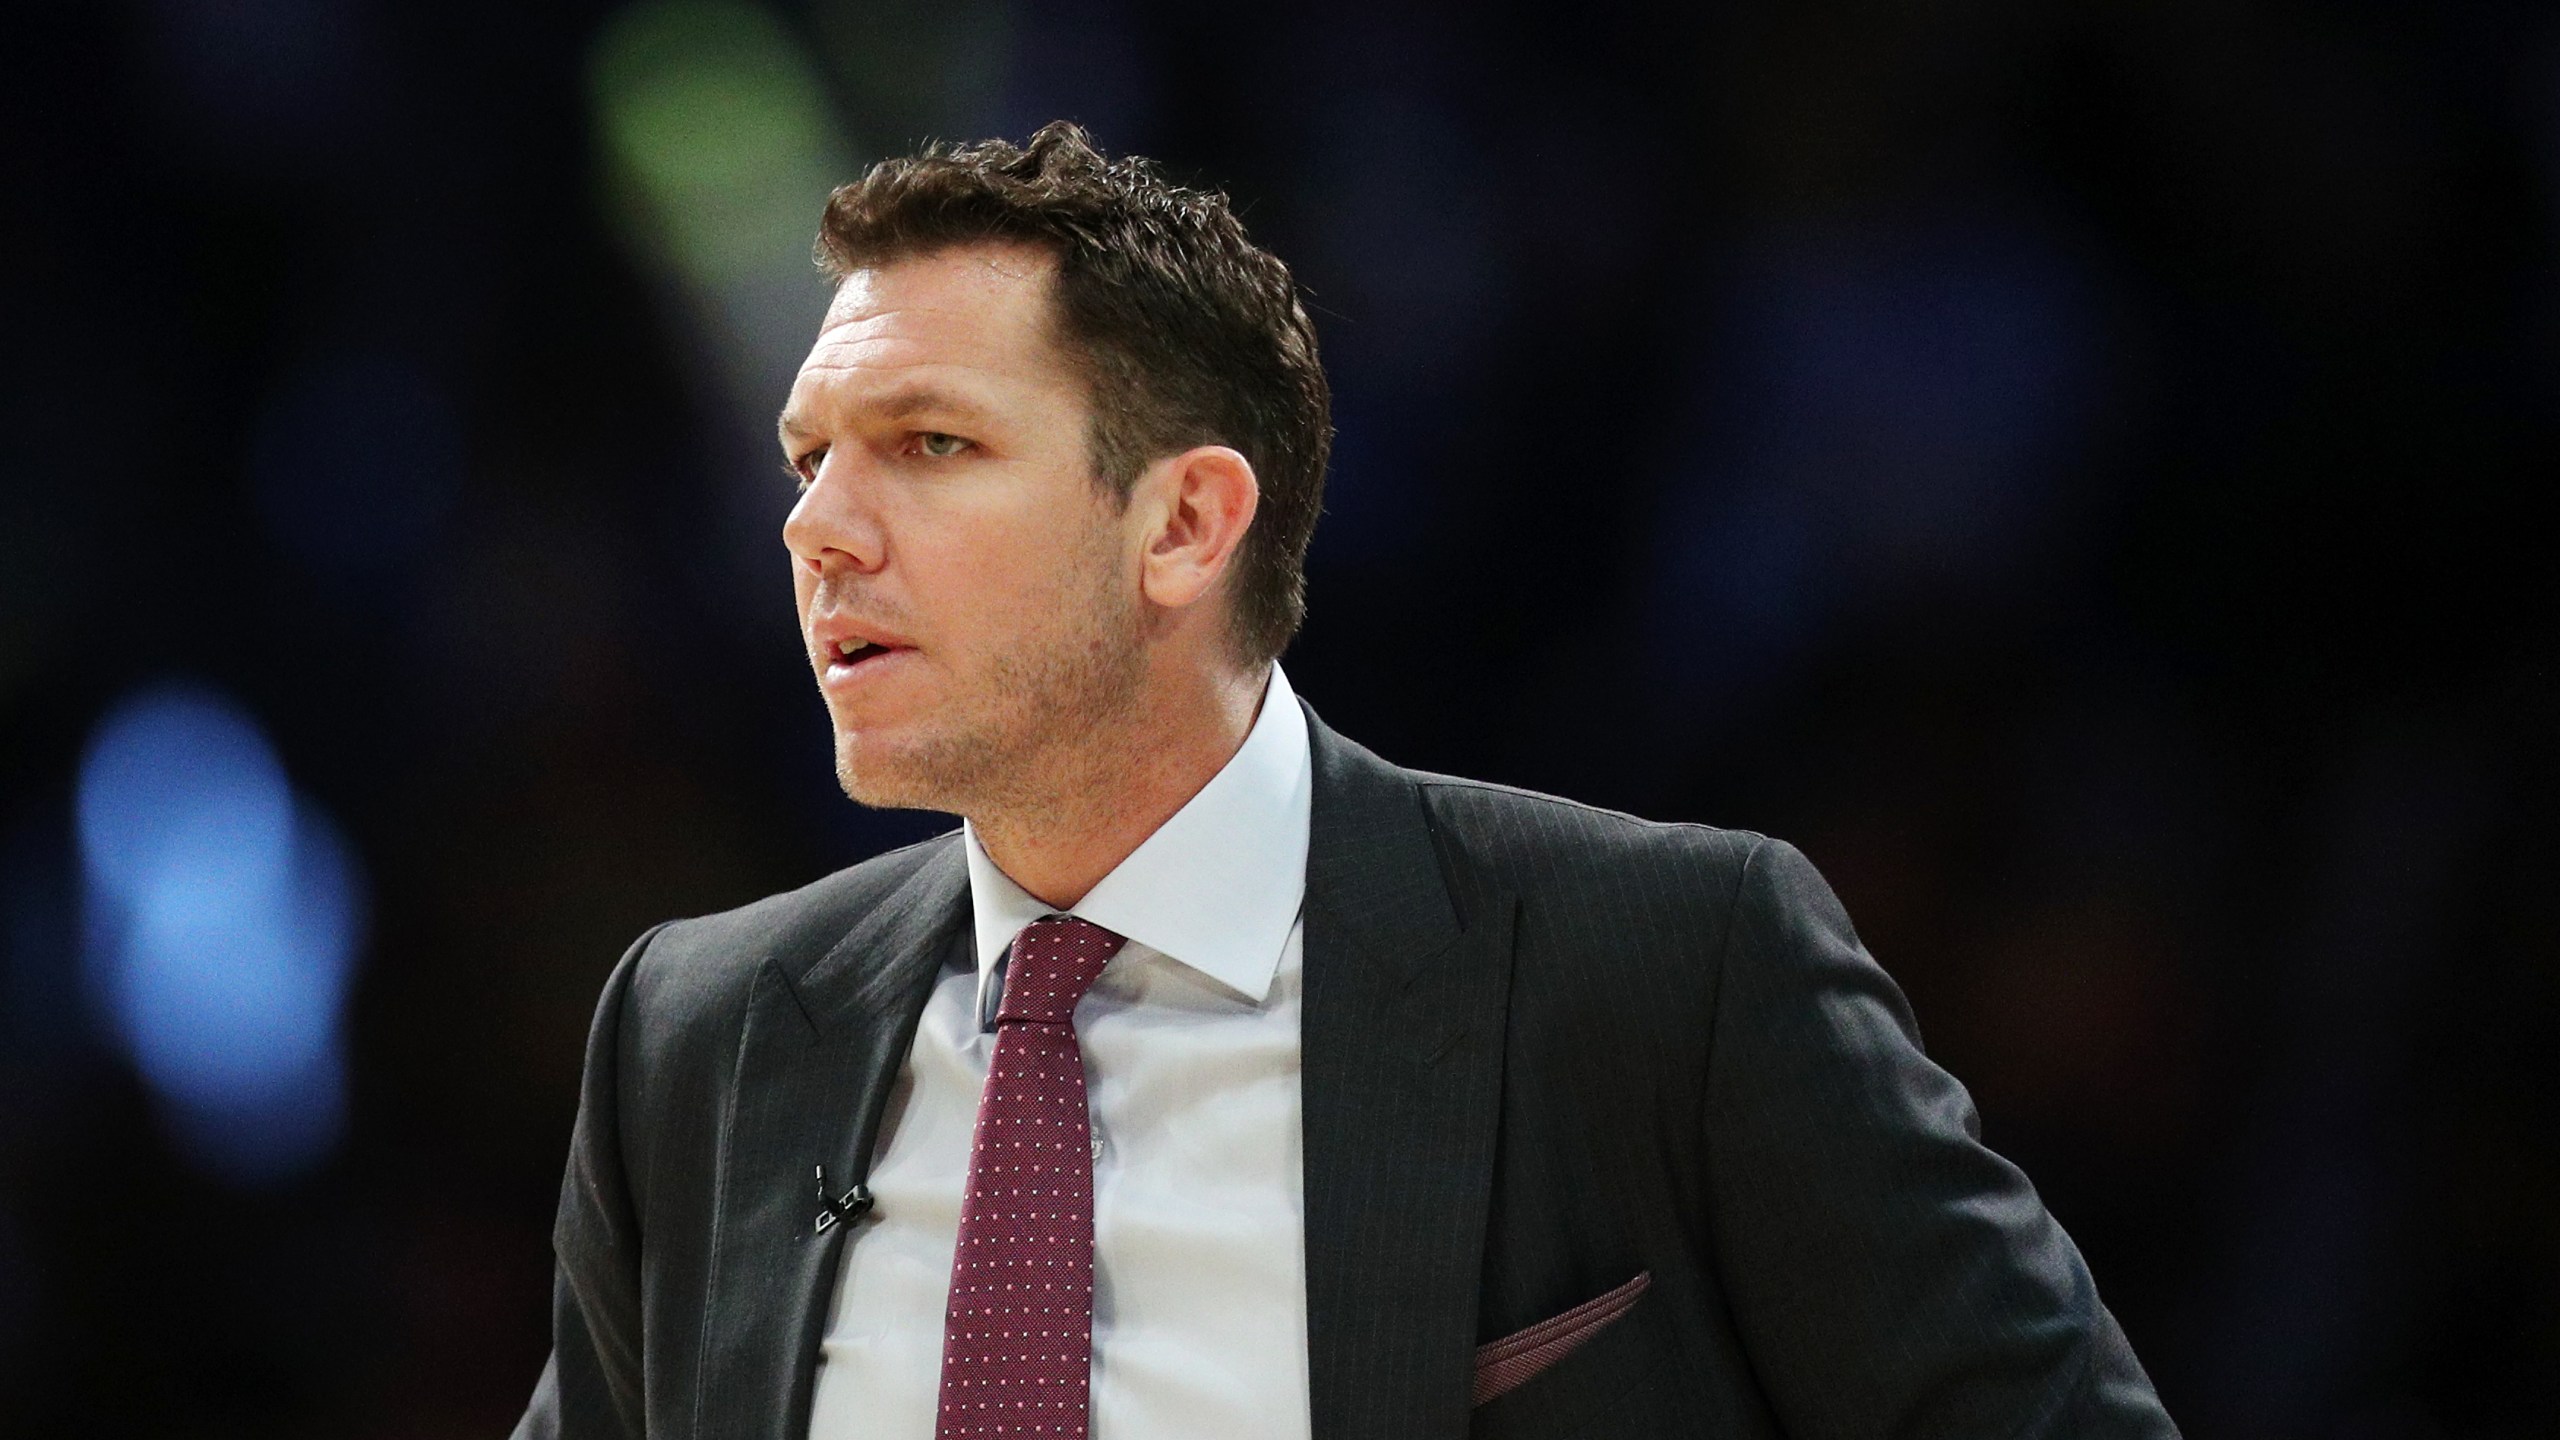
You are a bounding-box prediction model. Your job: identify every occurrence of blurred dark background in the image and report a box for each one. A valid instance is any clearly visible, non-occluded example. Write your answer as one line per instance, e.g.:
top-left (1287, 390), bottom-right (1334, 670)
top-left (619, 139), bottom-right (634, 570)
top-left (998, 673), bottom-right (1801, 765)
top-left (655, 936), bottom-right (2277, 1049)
top-left (4, 0), bottom-right (2556, 1435)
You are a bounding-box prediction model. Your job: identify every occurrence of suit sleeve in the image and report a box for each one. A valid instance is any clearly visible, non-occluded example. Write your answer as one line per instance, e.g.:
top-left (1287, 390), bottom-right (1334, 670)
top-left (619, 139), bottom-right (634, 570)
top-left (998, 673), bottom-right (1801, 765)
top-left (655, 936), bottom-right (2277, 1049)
top-left (1700, 838), bottom-right (2178, 1440)
top-left (513, 923), bottom-right (669, 1440)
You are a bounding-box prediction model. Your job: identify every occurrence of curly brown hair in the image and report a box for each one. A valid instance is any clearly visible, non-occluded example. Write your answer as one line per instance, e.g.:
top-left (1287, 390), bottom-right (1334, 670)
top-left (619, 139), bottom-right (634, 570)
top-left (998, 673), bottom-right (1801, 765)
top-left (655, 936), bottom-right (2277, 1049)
top-left (813, 121), bottom-right (1330, 667)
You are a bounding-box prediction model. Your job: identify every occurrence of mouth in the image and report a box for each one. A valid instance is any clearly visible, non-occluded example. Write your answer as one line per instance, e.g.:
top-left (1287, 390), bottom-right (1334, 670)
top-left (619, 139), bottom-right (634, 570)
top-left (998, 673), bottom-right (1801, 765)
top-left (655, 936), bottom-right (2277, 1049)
top-left (822, 636), bottom-right (913, 681)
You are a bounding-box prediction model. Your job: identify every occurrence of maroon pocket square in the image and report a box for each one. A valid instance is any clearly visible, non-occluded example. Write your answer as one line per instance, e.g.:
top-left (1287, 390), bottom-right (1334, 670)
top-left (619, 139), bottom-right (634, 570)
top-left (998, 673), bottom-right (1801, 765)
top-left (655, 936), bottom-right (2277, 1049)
top-left (1470, 1270), bottom-right (1653, 1406)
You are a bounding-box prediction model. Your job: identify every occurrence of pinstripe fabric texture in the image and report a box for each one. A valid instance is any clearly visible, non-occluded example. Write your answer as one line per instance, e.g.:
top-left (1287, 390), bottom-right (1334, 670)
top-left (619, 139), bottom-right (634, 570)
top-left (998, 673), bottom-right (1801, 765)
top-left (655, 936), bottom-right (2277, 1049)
top-left (1470, 1270), bottom-right (1650, 1404)
top-left (518, 700), bottom-right (2180, 1440)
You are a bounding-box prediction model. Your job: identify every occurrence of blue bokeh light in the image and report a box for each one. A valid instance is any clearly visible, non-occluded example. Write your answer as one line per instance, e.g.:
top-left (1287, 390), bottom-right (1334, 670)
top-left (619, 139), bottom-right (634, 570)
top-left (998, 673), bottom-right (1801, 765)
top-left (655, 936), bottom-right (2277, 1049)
top-left (74, 682), bottom-right (368, 1186)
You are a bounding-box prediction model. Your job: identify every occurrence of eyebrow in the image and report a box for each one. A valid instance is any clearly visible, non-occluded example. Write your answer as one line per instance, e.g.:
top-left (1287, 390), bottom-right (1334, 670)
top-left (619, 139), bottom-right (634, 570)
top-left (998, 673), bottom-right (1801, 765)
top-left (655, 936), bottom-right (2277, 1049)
top-left (777, 383), bottom-right (986, 448)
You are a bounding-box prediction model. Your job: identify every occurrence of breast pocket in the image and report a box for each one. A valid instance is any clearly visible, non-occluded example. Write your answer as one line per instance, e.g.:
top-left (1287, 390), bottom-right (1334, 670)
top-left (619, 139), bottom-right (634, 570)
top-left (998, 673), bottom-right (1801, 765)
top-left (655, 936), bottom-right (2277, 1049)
top-left (1471, 1271), bottom-right (1690, 1439)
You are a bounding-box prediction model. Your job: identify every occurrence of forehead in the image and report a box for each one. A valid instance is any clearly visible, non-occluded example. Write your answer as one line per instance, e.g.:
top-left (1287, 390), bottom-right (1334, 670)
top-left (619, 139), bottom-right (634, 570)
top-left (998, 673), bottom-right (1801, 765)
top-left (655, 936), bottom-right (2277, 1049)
top-left (788, 242), bottom-right (1075, 417)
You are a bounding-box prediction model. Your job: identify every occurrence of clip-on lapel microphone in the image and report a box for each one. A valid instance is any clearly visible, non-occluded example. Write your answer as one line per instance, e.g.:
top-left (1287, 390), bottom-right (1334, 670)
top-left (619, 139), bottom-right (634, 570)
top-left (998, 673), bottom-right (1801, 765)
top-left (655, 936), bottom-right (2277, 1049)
top-left (814, 1165), bottom-right (875, 1234)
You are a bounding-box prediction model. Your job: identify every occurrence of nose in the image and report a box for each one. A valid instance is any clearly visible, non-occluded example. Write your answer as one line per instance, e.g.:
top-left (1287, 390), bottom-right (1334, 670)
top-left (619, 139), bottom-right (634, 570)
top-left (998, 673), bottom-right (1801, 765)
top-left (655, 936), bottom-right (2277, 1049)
top-left (782, 446), bottom-right (886, 577)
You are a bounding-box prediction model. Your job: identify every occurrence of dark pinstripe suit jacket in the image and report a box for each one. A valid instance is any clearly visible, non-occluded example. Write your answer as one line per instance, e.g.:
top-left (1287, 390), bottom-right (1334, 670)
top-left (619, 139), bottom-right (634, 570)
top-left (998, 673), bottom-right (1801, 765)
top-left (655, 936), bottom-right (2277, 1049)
top-left (514, 699), bottom-right (2178, 1440)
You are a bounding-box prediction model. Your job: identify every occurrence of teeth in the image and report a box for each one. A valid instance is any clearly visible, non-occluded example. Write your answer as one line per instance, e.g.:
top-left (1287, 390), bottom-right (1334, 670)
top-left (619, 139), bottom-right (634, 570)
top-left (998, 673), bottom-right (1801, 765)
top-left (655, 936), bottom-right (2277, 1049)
top-left (836, 639), bottom-right (861, 658)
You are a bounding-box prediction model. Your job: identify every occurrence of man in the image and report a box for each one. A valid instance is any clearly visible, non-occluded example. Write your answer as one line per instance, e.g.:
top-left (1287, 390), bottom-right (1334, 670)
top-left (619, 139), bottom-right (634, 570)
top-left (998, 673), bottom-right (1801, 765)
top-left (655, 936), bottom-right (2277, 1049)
top-left (515, 123), bottom-right (2178, 1440)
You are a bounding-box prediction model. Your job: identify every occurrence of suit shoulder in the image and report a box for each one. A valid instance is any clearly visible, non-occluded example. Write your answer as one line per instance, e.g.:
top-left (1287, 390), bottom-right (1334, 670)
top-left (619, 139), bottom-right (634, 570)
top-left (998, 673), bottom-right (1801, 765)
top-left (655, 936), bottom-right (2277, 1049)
top-left (1408, 768), bottom-right (1765, 877)
top-left (1403, 769), bottom-right (1784, 951)
top-left (623, 826), bottom-right (961, 1019)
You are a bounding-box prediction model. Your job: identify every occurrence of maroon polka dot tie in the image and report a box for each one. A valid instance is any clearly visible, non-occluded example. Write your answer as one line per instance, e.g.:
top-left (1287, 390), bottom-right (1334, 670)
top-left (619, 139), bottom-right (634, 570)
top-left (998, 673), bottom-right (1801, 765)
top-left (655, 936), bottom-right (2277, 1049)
top-left (934, 914), bottom-right (1125, 1440)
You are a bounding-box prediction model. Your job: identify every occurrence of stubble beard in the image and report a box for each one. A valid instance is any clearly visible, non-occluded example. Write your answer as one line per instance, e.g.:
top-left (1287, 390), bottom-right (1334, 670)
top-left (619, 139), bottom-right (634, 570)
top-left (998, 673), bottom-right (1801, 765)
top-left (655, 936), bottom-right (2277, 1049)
top-left (831, 541), bottom-right (1148, 829)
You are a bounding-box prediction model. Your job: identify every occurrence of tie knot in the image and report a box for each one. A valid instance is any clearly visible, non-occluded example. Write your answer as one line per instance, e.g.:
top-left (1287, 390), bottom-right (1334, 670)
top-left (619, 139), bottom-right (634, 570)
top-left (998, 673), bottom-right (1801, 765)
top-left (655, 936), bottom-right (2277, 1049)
top-left (998, 915), bottom-right (1123, 1025)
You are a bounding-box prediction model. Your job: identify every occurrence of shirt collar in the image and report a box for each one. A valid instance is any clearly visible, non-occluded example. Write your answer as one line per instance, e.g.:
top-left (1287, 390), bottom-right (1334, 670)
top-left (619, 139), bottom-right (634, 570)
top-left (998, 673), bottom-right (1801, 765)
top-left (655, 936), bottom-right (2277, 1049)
top-left (961, 663), bottom-right (1312, 1005)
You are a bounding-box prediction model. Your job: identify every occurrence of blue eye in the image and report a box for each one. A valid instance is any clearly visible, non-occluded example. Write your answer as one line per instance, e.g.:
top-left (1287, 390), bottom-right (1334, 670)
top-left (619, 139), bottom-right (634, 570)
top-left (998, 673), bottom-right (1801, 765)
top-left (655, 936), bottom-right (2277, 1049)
top-left (918, 432), bottom-right (968, 458)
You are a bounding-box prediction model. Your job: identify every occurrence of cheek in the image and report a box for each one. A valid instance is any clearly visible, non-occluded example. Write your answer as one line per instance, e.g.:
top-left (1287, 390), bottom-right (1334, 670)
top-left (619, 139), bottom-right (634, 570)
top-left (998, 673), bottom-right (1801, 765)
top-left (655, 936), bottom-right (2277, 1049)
top-left (895, 482), bottom-right (1128, 654)
top-left (926, 513), bottom-right (1068, 611)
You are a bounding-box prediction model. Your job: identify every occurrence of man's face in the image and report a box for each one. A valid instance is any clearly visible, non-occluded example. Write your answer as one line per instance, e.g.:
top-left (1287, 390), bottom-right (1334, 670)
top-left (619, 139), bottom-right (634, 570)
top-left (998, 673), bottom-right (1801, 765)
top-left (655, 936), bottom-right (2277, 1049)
top-left (779, 242), bottom-right (1146, 816)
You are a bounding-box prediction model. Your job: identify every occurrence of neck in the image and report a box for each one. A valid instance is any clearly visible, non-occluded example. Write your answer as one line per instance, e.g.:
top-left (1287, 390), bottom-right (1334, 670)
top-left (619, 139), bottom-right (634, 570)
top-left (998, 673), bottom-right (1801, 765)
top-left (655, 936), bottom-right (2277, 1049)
top-left (971, 661), bottom-right (1269, 909)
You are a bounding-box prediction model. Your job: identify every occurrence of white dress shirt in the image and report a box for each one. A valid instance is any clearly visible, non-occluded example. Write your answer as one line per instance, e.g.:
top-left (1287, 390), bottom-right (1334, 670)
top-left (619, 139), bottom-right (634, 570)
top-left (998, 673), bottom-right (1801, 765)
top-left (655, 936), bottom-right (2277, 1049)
top-left (806, 664), bottom-right (1315, 1440)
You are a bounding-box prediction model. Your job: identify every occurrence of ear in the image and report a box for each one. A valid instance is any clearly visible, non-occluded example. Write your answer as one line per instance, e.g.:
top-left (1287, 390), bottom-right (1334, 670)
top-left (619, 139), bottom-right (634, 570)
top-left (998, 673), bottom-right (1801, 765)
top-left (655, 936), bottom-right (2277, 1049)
top-left (1135, 444), bottom-right (1259, 612)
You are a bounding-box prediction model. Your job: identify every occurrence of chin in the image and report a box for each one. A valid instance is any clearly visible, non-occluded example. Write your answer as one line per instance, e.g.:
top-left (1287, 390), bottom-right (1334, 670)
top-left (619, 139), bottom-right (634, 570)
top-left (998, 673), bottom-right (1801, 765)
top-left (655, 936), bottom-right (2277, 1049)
top-left (832, 729), bottom-right (957, 813)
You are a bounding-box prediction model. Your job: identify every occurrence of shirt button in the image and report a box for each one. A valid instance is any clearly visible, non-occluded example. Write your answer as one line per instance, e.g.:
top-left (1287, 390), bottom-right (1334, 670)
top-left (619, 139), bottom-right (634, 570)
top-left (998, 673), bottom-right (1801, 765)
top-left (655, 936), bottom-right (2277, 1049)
top-left (1088, 1124), bottom-right (1106, 1164)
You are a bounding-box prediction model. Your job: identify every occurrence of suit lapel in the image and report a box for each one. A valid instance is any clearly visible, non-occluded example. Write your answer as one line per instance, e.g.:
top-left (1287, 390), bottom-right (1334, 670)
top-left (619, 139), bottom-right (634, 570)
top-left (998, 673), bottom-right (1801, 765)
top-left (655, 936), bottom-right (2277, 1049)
top-left (692, 838), bottom-right (970, 1440)
top-left (1298, 704), bottom-right (1519, 1440)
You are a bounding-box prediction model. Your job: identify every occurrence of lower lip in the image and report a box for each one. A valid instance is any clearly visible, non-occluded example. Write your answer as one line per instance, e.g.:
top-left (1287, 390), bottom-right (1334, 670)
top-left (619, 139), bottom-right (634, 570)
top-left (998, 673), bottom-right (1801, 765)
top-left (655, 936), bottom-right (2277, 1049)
top-left (822, 646), bottom-right (917, 692)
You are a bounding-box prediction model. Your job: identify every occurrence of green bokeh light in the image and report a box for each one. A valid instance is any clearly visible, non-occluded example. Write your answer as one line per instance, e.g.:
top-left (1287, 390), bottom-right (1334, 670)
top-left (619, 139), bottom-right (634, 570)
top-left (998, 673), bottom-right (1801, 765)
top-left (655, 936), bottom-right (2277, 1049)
top-left (588, 0), bottom-right (851, 287)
